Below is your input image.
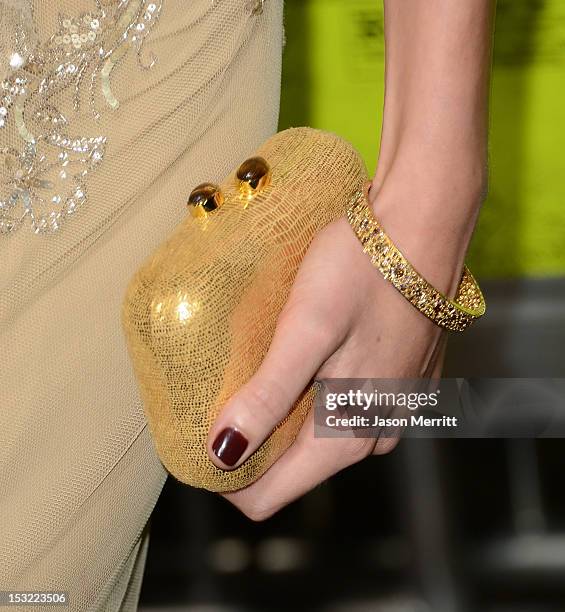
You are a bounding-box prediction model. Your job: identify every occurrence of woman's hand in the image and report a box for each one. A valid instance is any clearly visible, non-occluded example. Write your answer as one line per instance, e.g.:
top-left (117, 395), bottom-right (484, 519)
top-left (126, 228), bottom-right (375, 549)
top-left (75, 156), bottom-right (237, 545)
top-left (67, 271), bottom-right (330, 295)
top-left (205, 178), bottom-right (478, 521)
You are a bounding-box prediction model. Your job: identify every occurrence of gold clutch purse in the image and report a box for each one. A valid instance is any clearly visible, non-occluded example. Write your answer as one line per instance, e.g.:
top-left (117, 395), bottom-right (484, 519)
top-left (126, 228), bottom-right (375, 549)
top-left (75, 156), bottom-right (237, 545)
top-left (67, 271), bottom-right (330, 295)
top-left (121, 128), bottom-right (367, 492)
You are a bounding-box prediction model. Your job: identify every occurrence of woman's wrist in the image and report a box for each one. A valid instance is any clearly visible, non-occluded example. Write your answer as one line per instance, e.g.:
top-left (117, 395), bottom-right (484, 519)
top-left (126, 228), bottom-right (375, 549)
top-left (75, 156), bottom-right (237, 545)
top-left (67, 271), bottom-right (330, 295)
top-left (367, 153), bottom-right (487, 298)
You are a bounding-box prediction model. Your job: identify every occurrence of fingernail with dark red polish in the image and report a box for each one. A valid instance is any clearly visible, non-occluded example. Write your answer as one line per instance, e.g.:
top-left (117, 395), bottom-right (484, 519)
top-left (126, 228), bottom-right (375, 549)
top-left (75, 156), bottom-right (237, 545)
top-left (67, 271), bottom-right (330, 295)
top-left (212, 427), bottom-right (248, 467)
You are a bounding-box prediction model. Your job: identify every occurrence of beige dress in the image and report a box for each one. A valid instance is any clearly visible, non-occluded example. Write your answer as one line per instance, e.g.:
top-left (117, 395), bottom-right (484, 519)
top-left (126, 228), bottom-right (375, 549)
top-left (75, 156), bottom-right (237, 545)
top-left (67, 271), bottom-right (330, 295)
top-left (0, 1), bottom-right (283, 609)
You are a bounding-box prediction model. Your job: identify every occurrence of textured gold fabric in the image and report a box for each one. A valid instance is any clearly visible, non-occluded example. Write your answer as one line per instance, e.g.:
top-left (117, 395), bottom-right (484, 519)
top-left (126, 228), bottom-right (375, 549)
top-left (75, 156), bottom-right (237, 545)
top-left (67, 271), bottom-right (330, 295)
top-left (122, 128), bottom-right (368, 492)
top-left (0, 1), bottom-right (284, 610)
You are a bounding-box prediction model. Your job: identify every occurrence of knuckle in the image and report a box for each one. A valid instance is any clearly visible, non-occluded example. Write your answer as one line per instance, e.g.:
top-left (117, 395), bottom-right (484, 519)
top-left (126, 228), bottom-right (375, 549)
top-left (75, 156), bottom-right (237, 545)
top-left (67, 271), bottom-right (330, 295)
top-left (341, 438), bottom-right (375, 464)
top-left (244, 377), bottom-right (279, 407)
top-left (224, 490), bottom-right (281, 522)
top-left (240, 500), bottom-right (277, 522)
top-left (373, 437), bottom-right (400, 455)
top-left (306, 318), bottom-right (336, 353)
top-left (243, 377), bottom-right (287, 423)
top-left (278, 303), bottom-right (335, 353)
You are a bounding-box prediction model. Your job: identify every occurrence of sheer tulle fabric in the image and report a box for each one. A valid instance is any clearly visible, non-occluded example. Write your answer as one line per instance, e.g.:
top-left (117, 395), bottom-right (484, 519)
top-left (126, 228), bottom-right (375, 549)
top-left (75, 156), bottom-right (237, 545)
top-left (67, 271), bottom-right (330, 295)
top-left (0, 1), bottom-right (283, 609)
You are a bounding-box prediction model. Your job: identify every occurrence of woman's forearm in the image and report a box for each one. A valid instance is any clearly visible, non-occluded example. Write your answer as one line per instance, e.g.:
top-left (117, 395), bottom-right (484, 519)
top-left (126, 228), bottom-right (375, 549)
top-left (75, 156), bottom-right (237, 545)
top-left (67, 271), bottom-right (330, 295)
top-left (371, 0), bottom-right (496, 296)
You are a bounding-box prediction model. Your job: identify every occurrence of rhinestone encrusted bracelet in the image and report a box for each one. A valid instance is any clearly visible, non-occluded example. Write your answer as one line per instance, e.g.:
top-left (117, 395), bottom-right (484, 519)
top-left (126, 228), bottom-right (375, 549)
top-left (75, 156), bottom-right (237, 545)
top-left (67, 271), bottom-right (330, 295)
top-left (346, 190), bottom-right (486, 332)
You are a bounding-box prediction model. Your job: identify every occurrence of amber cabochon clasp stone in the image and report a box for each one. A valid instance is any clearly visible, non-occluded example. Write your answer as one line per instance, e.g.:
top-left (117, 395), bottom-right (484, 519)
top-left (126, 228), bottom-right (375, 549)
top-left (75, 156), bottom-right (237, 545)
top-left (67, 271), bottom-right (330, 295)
top-left (236, 156), bottom-right (271, 198)
top-left (187, 183), bottom-right (224, 218)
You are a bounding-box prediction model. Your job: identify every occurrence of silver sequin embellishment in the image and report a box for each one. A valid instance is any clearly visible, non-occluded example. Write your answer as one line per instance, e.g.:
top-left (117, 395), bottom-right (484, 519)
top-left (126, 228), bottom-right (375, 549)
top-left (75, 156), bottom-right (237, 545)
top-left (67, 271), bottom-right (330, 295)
top-left (0, 0), bottom-right (164, 235)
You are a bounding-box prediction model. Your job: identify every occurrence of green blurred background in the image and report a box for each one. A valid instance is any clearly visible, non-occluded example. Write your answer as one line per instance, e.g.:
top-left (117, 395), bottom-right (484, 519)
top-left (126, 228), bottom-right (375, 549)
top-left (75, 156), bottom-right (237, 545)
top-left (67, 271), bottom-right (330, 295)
top-left (278, 0), bottom-right (565, 279)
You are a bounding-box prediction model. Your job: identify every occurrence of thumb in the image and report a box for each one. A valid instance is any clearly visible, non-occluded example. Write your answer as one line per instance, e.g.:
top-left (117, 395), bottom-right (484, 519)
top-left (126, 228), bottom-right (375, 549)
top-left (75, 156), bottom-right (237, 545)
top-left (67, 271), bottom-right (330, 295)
top-left (206, 312), bottom-right (336, 470)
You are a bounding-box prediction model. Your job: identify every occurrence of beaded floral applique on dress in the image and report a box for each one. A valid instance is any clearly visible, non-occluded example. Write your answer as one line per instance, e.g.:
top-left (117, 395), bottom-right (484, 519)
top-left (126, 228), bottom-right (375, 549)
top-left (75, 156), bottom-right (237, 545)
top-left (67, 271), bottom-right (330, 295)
top-left (0, 0), bottom-right (163, 235)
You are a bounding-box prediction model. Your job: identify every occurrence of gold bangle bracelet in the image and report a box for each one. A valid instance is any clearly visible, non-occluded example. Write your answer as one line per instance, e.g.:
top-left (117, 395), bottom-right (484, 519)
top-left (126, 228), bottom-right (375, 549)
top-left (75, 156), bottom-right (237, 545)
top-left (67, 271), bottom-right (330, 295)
top-left (346, 190), bottom-right (486, 332)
